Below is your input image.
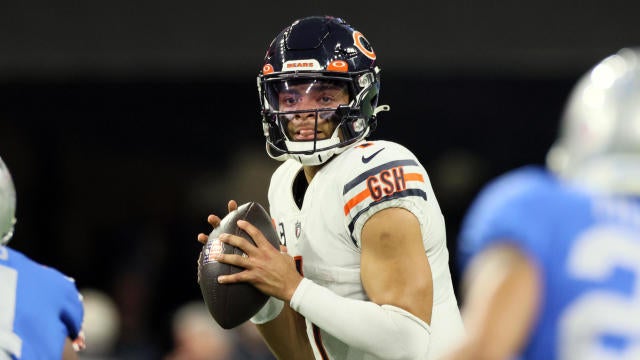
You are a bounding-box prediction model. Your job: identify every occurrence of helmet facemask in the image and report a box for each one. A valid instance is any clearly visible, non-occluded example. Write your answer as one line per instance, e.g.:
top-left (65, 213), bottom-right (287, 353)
top-left (260, 74), bottom-right (378, 165)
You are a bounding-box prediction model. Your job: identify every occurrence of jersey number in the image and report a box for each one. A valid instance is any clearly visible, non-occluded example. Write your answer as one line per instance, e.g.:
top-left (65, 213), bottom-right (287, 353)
top-left (559, 225), bottom-right (640, 360)
top-left (0, 251), bottom-right (22, 358)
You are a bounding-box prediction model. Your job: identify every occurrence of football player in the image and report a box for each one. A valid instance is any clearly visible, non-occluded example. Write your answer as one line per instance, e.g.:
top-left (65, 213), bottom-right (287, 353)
top-left (448, 48), bottom-right (640, 359)
top-left (0, 156), bottom-right (85, 359)
top-left (197, 16), bottom-right (465, 359)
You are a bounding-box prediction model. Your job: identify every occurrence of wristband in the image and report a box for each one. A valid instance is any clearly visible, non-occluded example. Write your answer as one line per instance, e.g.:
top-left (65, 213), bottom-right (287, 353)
top-left (250, 296), bottom-right (284, 324)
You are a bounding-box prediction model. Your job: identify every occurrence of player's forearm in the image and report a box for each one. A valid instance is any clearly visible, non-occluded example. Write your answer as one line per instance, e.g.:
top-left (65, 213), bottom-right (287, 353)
top-left (290, 278), bottom-right (430, 360)
top-left (62, 338), bottom-right (79, 360)
top-left (456, 245), bottom-right (541, 360)
top-left (255, 303), bottom-right (315, 360)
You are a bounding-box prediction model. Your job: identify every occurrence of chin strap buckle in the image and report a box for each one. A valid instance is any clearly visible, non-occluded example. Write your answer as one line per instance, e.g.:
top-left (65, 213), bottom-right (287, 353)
top-left (373, 104), bottom-right (391, 116)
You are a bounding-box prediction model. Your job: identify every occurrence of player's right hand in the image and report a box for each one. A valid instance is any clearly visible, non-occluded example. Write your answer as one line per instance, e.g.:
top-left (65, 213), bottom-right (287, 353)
top-left (197, 200), bottom-right (238, 244)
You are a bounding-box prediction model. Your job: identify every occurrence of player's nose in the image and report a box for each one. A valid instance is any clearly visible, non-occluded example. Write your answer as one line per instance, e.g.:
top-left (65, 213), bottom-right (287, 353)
top-left (293, 111), bottom-right (316, 121)
top-left (293, 100), bottom-right (317, 120)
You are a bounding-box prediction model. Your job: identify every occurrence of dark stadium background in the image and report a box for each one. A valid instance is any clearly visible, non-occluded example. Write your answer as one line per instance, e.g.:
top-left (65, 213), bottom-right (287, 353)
top-left (1, 0), bottom-right (638, 354)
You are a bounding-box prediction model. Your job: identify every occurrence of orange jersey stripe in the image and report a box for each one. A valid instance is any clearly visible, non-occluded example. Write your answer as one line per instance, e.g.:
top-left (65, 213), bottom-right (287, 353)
top-left (343, 172), bottom-right (424, 215)
top-left (343, 188), bottom-right (371, 215)
top-left (404, 172), bottom-right (424, 182)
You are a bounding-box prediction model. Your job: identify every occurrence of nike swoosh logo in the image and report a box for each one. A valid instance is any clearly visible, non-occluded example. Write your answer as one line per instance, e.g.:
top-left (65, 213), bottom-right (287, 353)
top-left (361, 148), bottom-right (385, 163)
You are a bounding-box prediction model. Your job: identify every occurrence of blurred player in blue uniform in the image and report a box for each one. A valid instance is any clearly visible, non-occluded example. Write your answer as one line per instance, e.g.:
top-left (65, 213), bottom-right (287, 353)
top-left (0, 156), bottom-right (85, 359)
top-left (447, 47), bottom-right (640, 360)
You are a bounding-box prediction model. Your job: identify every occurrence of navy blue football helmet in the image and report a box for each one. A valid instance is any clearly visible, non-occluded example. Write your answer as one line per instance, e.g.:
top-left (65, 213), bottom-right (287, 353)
top-left (257, 16), bottom-right (389, 165)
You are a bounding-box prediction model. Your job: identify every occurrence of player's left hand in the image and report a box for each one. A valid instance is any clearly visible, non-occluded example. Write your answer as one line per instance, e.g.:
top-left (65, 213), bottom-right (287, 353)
top-left (197, 200), bottom-right (239, 244)
top-left (214, 219), bottom-right (303, 302)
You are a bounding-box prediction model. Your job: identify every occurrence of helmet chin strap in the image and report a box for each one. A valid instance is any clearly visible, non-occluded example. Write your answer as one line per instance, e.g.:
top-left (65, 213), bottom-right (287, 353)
top-left (374, 104), bottom-right (390, 116)
top-left (267, 120), bottom-right (370, 166)
top-left (283, 129), bottom-right (343, 166)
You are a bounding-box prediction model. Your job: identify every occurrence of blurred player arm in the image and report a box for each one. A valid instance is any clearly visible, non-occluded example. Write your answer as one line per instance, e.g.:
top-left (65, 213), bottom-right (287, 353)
top-left (444, 244), bottom-right (541, 360)
top-left (62, 338), bottom-right (78, 360)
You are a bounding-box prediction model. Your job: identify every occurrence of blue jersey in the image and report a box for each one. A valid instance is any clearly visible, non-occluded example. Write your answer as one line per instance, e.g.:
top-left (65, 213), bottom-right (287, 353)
top-left (0, 246), bottom-right (84, 359)
top-left (458, 166), bottom-right (640, 360)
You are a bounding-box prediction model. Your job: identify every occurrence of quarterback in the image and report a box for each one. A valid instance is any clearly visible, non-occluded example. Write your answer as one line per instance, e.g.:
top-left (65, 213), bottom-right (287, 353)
top-left (198, 16), bottom-right (464, 360)
top-left (0, 156), bottom-right (85, 359)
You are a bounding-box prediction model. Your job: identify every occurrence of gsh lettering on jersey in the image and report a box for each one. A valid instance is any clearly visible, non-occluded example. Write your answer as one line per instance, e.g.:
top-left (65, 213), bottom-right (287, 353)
top-left (366, 166), bottom-right (407, 201)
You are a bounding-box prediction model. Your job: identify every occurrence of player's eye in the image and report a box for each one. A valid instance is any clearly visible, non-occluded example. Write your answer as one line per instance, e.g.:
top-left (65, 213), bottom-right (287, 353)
top-left (280, 95), bottom-right (299, 107)
top-left (319, 95), bottom-right (335, 105)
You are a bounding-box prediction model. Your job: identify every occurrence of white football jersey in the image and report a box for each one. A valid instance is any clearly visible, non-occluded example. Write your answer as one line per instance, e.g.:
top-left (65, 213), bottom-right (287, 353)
top-left (268, 140), bottom-right (465, 360)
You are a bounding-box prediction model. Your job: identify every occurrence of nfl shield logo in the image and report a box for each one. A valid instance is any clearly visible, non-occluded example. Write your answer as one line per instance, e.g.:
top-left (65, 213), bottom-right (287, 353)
top-left (295, 221), bottom-right (301, 239)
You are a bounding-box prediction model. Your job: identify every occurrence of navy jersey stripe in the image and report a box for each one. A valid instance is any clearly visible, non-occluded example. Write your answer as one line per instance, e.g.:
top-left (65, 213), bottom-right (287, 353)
top-left (342, 159), bottom-right (419, 195)
top-left (312, 324), bottom-right (329, 360)
top-left (347, 188), bottom-right (427, 247)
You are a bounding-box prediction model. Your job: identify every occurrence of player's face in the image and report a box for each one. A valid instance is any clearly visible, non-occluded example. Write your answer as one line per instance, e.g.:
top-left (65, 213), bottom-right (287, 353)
top-left (277, 80), bottom-right (350, 141)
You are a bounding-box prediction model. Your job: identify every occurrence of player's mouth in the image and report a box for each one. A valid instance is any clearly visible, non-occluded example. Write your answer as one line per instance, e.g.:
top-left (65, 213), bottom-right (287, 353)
top-left (294, 128), bottom-right (323, 141)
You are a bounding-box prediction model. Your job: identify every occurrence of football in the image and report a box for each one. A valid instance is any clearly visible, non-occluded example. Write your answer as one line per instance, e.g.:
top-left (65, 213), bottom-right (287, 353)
top-left (197, 201), bottom-right (280, 329)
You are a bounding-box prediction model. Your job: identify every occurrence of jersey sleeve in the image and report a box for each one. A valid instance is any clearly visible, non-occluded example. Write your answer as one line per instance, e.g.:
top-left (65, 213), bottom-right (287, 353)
top-left (49, 269), bottom-right (85, 341)
top-left (457, 166), bottom-right (555, 272)
top-left (340, 141), bottom-right (431, 248)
